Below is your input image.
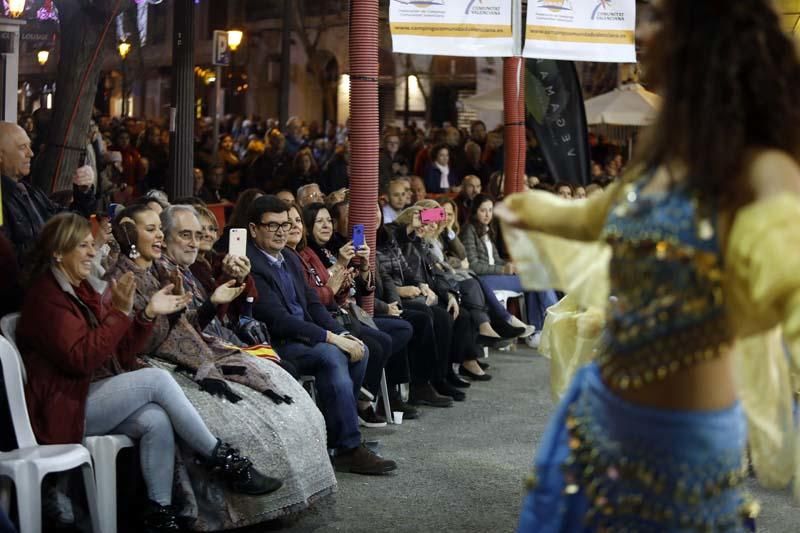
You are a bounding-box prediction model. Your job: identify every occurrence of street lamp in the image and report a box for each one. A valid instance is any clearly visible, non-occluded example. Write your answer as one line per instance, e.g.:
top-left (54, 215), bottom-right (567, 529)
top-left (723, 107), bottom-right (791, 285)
top-left (117, 41), bottom-right (131, 60)
top-left (227, 30), bottom-right (243, 52)
top-left (36, 49), bottom-right (49, 67)
top-left (7, 0), bottom-right (25, 18)
top-left (118, 41), bottom-right (131, 116)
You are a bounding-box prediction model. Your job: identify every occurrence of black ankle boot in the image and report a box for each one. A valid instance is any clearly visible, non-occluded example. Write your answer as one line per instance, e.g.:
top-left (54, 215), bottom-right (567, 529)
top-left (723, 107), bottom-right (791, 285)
top-left (142, 500), bottom-right (181, 532)
top-left (206, 440), bottom-right (283, 495)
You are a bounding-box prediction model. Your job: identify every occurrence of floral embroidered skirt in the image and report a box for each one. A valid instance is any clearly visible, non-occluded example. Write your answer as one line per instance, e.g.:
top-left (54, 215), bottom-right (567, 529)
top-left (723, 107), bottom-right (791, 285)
top-left (518, 363), bottom-right (757, 532)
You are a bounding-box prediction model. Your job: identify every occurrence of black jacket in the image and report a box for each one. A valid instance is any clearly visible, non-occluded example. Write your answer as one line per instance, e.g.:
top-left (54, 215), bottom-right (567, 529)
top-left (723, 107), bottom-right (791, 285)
top-left (392, 224), bottom-right (460, 302)
top-left (1, 174), bottom-right (94, 261)
top-left (247, 241), bottom-right (344, 346)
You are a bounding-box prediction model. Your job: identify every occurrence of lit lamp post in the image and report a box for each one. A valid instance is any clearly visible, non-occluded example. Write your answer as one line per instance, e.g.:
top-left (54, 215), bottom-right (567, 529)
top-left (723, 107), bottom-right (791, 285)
top-left (7, 0), bottom-right (25, 17)
top-left (118, 41), bottom-right (131, 117)
top-left (227, 30), bottom-right (243, 52)
top-left (212, 29), bottom-right (243, 162)
top-left (37, 49), bottom-right (50, 109)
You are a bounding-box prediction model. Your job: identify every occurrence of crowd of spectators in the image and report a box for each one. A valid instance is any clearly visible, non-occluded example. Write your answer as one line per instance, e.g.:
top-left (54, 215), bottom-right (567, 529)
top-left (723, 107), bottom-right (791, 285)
top-left (0, 111), bottom-right (623, 532)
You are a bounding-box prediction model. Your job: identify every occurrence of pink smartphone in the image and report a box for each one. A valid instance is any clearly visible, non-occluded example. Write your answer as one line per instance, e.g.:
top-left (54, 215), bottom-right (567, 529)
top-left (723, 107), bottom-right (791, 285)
top-left (420, 207), bottom-right (446, 224)
top-left (228, 228), bottom-right (247, 257)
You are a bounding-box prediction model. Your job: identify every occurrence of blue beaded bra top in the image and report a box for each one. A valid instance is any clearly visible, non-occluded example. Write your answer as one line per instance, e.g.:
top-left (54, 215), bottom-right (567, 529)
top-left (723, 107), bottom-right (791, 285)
top-left (597, 173), bottom-right (733, 390)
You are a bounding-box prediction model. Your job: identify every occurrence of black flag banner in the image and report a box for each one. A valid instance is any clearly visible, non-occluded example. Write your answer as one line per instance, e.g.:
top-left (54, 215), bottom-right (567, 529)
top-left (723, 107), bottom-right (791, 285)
top-left (525, 59), bottom-right (591, 186)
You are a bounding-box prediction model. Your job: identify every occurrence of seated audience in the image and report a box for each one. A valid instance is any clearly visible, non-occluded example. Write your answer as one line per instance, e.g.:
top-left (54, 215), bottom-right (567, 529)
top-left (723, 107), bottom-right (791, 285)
top-left (460, 194), bottom-right (558, 346)
top-left (409, 176), bottom-right (427, 203)
top-left (245, 195), bottom-right (397, 474)
top-left (376, 208), bottom-right (456, 405)
top-left (389, 207), bottom-right (482, 396)
top-left (107, 204), bottom-right (336, 527)
top-left (19, 213), bottom-right (282, 532)
top-left (0, 122), bottom-right (95, 260)
top-left (423, 144), bottom-right (459, 194)
top-left (192, 204), bottom-right (257, 325)
top-left (382, 177), bottom-right (409, 224)
top-left (555, 182), bottom-right (574, 199)
top-left (275, 188), bottom-right (296, 206)
top-left (455, 174), bottom-right (482, 227)
top-left (214, 187), bottom-right (264, 253)
top-left (285, 203), bottom-right (414, 425)
top-left (297, 183), bottom-right (325, 208)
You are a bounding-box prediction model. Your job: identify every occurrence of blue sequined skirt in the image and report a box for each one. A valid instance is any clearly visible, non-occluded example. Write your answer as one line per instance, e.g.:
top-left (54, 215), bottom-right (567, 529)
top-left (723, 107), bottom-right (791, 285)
top-left (518, 364), bottom-right (755, 532)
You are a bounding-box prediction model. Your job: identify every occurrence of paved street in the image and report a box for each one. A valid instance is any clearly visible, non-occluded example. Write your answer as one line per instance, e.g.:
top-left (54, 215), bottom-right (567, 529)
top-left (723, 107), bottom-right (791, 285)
top-left (250, 347), bottom-right (800, 532)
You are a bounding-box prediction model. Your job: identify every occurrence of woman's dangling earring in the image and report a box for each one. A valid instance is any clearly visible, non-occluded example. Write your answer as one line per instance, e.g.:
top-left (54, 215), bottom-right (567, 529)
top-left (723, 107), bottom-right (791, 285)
top-left (128, 244), bottom-right (140, 260)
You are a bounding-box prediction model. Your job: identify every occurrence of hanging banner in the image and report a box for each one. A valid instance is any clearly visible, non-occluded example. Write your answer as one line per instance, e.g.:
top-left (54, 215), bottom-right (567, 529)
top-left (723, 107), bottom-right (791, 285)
top-left (389, 0), bottom-right (514, 57)
top-left (523, 0), bottom-right (636, 63)
top-left (525, 59), bottom-right (591, 185)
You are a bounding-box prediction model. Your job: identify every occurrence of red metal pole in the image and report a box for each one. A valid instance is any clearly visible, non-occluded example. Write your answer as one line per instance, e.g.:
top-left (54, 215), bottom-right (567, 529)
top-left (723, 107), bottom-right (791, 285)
top-left (503, 56), bottom-right (526, 196)
top-left (348, 0), bottom-right (379, 314)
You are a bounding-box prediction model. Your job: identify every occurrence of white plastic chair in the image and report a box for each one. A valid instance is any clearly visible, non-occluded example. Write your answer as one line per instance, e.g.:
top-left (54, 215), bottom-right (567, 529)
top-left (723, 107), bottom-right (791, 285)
top-left (492, 290), bottom-right (527, 353)
top-left (83, 435), bottom-right (135, 533)
top-left (377, 370), bottom-right (395, 425)
top-left (0, 313), bottom-right (24, 383)
top-left (3, 312), bottom-right (134, 532)
top-left (0, 336), bottom-right (101, 533)
top-left (299, 375), bottom-right (317, 402)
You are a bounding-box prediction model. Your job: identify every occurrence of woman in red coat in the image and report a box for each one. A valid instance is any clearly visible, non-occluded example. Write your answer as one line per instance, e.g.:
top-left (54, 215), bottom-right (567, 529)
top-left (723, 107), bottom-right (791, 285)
top-left (19, 213), bottom-right (282, 532)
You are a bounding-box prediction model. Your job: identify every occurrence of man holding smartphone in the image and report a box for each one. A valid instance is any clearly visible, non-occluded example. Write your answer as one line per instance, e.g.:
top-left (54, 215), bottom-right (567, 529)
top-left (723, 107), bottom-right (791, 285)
top-left (247, 195), bottom-right (398, 475)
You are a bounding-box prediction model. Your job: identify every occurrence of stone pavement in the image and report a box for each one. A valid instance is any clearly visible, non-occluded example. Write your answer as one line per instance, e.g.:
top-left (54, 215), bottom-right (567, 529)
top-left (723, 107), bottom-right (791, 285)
top-left (243, 347), bottom-right (800, 533)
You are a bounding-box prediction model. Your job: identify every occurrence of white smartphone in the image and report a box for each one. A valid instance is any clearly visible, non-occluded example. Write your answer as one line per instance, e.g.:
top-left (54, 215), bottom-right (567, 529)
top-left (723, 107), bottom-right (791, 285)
top-left (228, 228), bottom-right (248, 257)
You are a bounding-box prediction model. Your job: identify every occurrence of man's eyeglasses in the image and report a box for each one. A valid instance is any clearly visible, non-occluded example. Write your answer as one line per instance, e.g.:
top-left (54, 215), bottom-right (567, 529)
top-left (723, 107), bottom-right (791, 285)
top-left (257, 221), bottom-right (293, 232)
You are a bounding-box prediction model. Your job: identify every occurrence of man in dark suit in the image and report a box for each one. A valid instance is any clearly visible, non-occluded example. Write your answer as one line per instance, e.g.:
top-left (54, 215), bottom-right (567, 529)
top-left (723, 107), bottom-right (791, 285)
top-left (246, 195), bottom-right (397, 475)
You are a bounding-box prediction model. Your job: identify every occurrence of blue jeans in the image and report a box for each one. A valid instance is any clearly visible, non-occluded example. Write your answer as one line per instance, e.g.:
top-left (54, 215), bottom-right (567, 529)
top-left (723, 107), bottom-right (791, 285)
top-left (275, 341), bottom-right (367, 450)
top-left (480, 275), bottom-right (558, 329)
top-left (84, 368), bottom-right (219, 506)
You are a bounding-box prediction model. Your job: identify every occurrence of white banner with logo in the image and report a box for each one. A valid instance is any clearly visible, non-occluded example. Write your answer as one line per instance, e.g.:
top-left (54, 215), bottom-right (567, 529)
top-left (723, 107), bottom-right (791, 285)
top-left (523, 0), bottom-right (636, 63)
top-left (389, 0), bottom-right (514, 57)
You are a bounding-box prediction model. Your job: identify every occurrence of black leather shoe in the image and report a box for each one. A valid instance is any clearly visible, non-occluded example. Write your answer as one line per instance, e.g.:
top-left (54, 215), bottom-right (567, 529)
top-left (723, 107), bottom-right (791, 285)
top-left (434, 380), bottom-right (466, 401)
top-left (142, 500), bottom-right (181, 532)
top-left (477, 361), bottom-right (490, 370)
top-left (334, 444), bottom-right (397, 475)
top-left (446, 370), bottom-right (471, 388)
top-left (409, 383), bottom-right (454, 407)
top-left (459, 365), bottom-right (493, 381)
top-left (206, 440), bottom-right (283, 495)
top-left (377, 398), bottom-right (420, 420)
top-left (491, 320), bottom-right (527, 339)
top-left (477, 335), bottom-right (514, 349)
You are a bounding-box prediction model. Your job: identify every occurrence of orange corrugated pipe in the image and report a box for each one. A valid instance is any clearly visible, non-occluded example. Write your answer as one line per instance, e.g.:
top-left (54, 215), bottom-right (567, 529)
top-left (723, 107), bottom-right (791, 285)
top-left (348, 0), bottom-right (379, 314)
top-left (503, 56), bottom-right (526, 196)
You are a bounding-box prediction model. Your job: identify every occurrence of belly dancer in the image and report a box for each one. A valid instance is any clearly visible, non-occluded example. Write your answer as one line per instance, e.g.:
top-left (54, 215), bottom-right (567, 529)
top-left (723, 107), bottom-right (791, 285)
top-left (496, 1), bottom-right (800, 530)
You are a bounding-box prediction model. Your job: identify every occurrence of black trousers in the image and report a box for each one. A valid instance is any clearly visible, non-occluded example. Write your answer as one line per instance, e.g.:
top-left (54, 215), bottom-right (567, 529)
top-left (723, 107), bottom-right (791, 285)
top-left (402, 299), bottom-right (454, 382)
top-left (355, 326), bottom-right (392, 397)
top-left (374, 316), bottom-right (413, 386)
top-left (391, 307), bottom-right (437, 385)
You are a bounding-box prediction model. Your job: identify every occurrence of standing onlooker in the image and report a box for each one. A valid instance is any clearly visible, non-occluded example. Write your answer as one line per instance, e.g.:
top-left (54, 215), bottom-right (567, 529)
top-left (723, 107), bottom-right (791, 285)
top-left (110, 129), bottom-right (146, 196)
top-left (379, 133), bottom-right (409, 190)
top-left (423, 144), bottom-right (459, 194)
top-left (218, 134), bottom-right (243, 198)
top-left (288, 149), bottom-right (320, 194)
